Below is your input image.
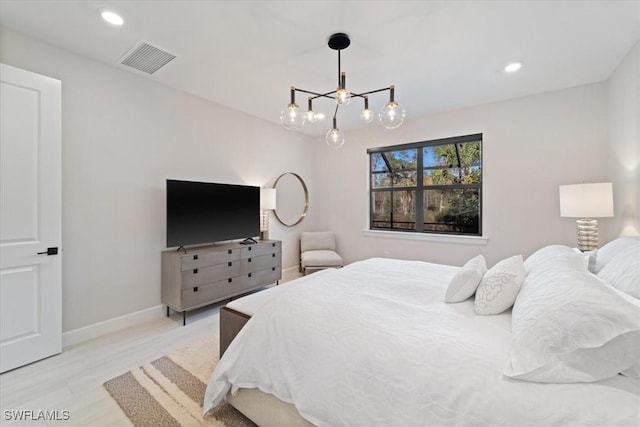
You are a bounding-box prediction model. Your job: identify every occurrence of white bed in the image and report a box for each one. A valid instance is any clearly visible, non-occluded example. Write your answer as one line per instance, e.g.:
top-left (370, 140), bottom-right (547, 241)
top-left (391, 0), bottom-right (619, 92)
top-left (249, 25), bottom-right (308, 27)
top-left (204, 240), bottom-right (640, 426)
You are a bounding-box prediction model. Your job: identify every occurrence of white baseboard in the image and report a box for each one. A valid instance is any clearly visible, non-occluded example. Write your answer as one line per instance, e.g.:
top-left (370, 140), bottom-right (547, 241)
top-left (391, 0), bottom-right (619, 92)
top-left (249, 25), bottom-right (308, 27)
top-left (62, 304), bottom-right (165, 349)
top-left (63, 267), bottom-right (301, 348)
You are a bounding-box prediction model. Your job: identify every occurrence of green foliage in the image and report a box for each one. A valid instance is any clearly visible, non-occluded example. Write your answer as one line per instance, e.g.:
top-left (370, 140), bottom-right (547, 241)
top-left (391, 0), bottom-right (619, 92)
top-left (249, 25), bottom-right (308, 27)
top-left (425, 142), bottom-right (481, 233)
top-left (426, 142), bottom-right (481, 185)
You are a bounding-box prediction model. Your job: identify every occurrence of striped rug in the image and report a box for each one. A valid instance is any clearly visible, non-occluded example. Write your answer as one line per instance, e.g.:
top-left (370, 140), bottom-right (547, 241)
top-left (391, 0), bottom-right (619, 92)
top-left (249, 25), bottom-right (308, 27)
top-left (103, 336), bottom-right (255, 427)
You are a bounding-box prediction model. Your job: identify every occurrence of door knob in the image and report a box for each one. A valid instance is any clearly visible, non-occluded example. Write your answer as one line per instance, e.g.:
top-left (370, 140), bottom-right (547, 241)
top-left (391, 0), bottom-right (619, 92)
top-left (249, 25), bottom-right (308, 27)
top-left (37, 247), bottom-right (59, 256)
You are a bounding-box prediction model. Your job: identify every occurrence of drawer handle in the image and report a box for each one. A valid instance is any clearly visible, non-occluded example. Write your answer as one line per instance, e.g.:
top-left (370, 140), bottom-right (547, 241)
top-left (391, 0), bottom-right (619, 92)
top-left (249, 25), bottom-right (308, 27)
top-left (228, 262), bottom-right (232, 267)
top-left (272, 243), bottom-right (275, 247)
top-left (248, 273), bottom-right (252, 278)
top-left (272, 267), bottom-right (276, 271)
top-left (248, 258), bottom-right (252, 263)
top-left (193, 268), bottom-right (198, 274)
top-left (248, 247), bottom-right (252, 251)
top-left (272, 253), bottom-right (276, 258)
top-left (193, 286), bottom-right (198, 292)
top-left (193, 255), bottom-right (198, 260)
top-left (228, 249), bottom-right (232, 254)
top-left (228, 278), bottom-right (232, 283)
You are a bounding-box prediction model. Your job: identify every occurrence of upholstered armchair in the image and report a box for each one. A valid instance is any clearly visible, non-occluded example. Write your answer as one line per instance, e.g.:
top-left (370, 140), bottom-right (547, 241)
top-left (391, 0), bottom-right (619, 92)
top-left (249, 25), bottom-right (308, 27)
top-left (300, 231), bottom-right (343, 276)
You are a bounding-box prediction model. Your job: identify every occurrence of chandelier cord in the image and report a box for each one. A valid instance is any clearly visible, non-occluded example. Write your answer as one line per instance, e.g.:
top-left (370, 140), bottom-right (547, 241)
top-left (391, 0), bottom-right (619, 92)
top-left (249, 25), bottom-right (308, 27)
top-left (337, 49), bottom-right (342, 87)
top-left (331, 49), bottom-right (342, 121)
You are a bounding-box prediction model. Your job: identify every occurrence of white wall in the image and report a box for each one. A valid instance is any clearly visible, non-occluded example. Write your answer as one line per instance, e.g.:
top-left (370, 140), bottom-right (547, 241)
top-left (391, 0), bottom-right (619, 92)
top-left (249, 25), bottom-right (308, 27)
top-left (313, 83), bottom-right (610, 267)
top-left (607, 41), bottom-right (640, 237)
top-left (0, 28), bottom-right (318, 332)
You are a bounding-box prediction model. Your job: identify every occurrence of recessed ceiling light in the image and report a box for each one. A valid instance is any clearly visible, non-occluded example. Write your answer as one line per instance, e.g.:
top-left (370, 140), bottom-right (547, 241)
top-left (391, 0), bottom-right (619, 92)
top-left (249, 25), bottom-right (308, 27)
top-left (504, 61), bottom-right (523, 73)
top-left (101, 10), bottom-right (124, 26)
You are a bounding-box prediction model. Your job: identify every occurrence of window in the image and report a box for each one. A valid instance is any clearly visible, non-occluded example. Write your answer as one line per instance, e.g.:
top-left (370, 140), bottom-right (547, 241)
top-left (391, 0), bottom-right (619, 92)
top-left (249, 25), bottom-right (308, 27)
top-left (368, 134), bottom-right (482, 236)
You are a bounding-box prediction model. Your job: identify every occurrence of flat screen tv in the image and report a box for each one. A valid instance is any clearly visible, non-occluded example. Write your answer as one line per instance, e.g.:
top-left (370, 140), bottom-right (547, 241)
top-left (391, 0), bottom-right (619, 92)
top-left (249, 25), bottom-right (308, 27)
top-left (166, 180), bottom-right (260, 248)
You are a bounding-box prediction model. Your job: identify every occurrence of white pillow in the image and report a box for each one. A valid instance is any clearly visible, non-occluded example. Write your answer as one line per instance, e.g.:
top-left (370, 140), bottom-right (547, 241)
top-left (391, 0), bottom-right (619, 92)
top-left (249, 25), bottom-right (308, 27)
top-left (474, 255), bottom-right (525, 315)
top-left (445, 255), bottom-right (487, 303)
top-left (505, 254), bottom-right (640, 383)
top-left (593, 237), bottom-right (640, 273)
top-left (598, 245), bottom-right (640, 299)
top-left (524, 244), bottom-right (587, 274)
top-left (615, 289), bottom-right (640, 379)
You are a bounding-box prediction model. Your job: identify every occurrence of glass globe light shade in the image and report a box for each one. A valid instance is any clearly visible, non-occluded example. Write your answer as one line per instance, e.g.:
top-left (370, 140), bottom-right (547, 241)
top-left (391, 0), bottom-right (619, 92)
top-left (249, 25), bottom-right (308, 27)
top-left (379, 101), bottom-right (406, 129)
top-left (325, 127), bottom-right (345, 148)
top-left (314, 112), bottom-right (326, 121)
top-left (304, 110), bottom-right (317, 123)
top-left (360, 108), bottom-right (374, 123)
top-left (280, 103), bottom-right (305, 130)
top-left (336, 88), bottom-right (351, 105)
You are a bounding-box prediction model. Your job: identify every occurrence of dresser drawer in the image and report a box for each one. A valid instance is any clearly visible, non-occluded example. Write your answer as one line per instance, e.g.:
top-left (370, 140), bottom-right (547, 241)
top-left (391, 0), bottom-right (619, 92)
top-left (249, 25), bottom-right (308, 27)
top-left (242, 267), bottom-right (281, 289)
top-left (181, 261), bottom-right (240, 288)
top-left (180, 248), bottom-right (240, 270)
top-left (240, 241), bottom-right (281, 259)
top-left (181, 276), bottom-right (246, 310)
top-left (240, 253), bottom-right (281, 273)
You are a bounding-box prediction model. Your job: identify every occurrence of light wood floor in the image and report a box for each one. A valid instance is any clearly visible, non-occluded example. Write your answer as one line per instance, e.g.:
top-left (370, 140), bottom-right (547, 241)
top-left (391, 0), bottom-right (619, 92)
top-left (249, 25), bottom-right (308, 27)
top-left (0, 300), bottom-right (226, 427)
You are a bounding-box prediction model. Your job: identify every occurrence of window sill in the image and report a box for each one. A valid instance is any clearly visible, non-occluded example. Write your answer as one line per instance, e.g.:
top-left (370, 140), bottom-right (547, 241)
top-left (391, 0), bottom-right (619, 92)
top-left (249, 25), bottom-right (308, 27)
top-left (362, 229), bottom-right (489, 245)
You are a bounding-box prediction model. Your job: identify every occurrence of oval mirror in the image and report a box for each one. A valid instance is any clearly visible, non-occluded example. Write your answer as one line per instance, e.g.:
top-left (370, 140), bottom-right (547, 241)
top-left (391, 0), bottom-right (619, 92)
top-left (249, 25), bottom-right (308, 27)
top-left (273, 172), bottom-right (308, 227)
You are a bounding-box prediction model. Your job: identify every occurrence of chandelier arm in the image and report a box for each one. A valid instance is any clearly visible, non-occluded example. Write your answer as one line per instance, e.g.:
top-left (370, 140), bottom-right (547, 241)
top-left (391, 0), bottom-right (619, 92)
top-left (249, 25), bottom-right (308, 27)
top-left (351, 86), bottom-right (394, 98)
top-left (294, 87), bottom-right (338, 101)
top-left (311, 94), bottom-right (336, 101)
top-left (332, 103), bottom-right (339, 121)
top-left (295, 87), bottom-right (394, 100)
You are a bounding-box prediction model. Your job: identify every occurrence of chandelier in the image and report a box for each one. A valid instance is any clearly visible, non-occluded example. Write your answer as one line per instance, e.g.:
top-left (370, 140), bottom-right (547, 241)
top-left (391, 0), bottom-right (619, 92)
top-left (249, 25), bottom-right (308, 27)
top-left (280, 33), bottom-right (406, 148)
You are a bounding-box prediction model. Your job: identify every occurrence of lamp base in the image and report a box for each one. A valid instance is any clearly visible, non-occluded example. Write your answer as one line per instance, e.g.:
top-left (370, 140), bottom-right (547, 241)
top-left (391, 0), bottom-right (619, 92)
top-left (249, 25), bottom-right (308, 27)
top-left (260, 210), bottom-right (270, 241)
top-left (576, 218), bottom-right (598, 252)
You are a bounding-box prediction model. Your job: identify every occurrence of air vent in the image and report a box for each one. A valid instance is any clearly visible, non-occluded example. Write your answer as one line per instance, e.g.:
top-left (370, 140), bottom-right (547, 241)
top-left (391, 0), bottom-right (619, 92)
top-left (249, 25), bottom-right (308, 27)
top-left (120, 42), bottom-right (176, 74)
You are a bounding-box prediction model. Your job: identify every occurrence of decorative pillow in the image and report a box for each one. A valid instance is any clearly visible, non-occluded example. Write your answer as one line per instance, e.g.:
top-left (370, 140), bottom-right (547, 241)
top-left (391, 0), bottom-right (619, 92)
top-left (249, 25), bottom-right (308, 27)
top-left (474, 255), bottom-right (525, 315)
top-left (505, 254), bottom-right (640, 383)
top-left (597, 243), bottom-right (640, 299)
top-left (445, 255), bottom-right (487, 303)
top-left (593, 237), bottom-right (640, 273)
top-left (523, 244), bottom-right (587, 274)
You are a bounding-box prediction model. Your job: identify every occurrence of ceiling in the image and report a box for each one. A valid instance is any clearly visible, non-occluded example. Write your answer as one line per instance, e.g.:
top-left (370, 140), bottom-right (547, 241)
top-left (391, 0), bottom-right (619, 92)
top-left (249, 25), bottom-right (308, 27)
top-left (1, 1), bottom-right (639, 137)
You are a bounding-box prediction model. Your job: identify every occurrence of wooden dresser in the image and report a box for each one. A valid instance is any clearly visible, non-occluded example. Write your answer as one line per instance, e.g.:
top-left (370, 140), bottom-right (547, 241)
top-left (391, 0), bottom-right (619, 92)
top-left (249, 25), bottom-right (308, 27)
top-left (161, 240), bottom-right (281, 324)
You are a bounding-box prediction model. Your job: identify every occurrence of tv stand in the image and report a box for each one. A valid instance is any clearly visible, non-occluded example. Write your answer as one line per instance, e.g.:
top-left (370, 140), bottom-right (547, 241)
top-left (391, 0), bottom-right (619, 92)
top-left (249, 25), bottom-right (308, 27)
top-left (161, 240), bottom-right (281, 325)
top-left (240, 237), bottom-right (258, 245)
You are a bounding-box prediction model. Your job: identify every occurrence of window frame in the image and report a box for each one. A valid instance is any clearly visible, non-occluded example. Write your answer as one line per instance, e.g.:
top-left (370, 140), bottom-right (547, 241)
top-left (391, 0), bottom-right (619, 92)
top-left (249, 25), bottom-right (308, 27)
top-left (367, 133), bottom-right (483, 236)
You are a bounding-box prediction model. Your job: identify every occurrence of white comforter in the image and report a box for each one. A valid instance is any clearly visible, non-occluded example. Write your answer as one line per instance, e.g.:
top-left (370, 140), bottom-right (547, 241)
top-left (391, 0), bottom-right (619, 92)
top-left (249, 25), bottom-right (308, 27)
top-left (204, 258), bottom-right (640, 426)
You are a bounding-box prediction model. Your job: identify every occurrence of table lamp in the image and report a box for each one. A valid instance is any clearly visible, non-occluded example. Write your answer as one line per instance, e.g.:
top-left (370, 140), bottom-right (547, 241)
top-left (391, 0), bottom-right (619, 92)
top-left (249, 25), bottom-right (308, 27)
top-left (559, 182), bottom-right (614, 251)
top-left (260, 188), bottom-right (276, 241)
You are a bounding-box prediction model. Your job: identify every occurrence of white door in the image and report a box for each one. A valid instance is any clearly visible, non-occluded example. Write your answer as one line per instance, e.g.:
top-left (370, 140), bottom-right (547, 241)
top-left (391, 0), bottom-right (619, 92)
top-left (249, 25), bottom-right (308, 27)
top-left (0, 63), bottom-right (62, 373)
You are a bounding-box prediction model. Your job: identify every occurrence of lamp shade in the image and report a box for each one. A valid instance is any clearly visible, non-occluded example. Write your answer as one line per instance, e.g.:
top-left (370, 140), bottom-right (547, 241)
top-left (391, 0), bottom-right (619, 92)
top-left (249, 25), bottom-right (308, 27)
top-left (559, 183), bottom-right (614, 218)
top-left (260, 188), bottom-right (276, 210)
